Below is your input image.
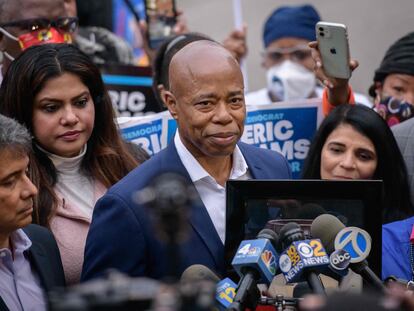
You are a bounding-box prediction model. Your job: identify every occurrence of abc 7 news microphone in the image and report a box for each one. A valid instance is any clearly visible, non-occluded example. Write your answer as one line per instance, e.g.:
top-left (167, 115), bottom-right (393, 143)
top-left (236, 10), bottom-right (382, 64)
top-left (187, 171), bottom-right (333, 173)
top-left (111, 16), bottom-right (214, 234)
top-left (311, 214), bottom-right (385, 292)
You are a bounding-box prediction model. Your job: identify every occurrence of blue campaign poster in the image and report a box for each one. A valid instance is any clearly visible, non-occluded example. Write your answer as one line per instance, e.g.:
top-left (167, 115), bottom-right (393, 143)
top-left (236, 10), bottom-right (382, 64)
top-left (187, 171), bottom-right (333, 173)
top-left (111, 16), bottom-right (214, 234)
top-left (112, 0), bottom-right (149, 65)
top-left (242, 106), bottom-right (318, 178)
top-left (118, 99), bottom-right (322, 178)
top-left (120, 117), bottom-right (164, 156)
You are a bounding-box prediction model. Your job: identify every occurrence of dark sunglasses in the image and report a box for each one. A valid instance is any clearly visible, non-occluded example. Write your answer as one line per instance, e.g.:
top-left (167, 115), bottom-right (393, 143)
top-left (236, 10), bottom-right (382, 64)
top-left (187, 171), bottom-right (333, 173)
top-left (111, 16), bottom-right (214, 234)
top-left (0, 17), bottom-right (78, 33)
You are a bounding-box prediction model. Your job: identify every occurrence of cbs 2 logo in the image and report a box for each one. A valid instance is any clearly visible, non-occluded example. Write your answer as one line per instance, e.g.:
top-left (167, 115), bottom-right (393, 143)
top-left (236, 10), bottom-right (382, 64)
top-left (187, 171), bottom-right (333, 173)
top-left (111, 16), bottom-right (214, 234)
top-left (297, 240), bottom-right (327, 258)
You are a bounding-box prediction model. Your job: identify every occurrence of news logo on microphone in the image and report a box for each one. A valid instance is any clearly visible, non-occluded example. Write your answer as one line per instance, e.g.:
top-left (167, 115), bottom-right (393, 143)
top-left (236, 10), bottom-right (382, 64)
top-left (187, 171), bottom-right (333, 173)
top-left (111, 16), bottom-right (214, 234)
top-left (231, 239), bottom-right (278, 283)
top-left (279, 239), bottom-right (329, 283)
top-left (334, 227), bottom-right (371, 263)
top-left (216, 278), bottom-right (237, 309)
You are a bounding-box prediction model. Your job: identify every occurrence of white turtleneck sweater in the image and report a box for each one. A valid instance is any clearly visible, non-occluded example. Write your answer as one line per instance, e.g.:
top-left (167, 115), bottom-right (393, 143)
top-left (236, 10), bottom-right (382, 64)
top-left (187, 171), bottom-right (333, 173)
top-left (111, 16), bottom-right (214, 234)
top-left (40, 145), bottom-right (95, 219)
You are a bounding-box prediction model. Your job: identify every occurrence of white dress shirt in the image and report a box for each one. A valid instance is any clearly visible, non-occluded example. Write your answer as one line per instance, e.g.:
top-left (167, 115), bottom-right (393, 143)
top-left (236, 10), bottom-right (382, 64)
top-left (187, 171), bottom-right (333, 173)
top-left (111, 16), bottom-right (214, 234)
top-left (174, 133), bottom-right (251, 243)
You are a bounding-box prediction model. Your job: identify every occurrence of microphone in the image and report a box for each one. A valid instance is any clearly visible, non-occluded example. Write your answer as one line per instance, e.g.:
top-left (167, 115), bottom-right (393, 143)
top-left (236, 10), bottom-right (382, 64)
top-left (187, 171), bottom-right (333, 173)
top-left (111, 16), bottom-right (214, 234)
top-left (216, 278), bottom-right (238, 310)
top-left (309, 215), bottom-right (350, 282)
top-left (228, 229), bottom-right (280, 311)
top-left (311, 214), bottom-right (385, 291)
top-left (134, 172), bottom-right (198, 280)
top-left (328, 249), bottom-right (352, 280)
top-left (295, 203), bottom-right (327, 219)
top-left (181, 264), bottom-right (220, 283)
top-left (278, 222), bottom-right (328, 295)
top-left (180, 265), bottom-right (237, 310)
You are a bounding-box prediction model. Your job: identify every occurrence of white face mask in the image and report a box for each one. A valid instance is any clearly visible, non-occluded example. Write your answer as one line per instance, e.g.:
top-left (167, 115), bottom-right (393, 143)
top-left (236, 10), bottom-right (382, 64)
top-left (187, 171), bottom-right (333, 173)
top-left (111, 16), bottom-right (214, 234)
top-left (266, 60), bottom-right (316, 102)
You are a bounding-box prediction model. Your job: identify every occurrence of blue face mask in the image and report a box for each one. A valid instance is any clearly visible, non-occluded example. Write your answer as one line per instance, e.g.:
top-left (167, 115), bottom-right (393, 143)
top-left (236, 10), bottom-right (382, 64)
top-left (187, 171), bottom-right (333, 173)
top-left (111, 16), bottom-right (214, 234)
top-left (376, 96), bottom-right (414, 127)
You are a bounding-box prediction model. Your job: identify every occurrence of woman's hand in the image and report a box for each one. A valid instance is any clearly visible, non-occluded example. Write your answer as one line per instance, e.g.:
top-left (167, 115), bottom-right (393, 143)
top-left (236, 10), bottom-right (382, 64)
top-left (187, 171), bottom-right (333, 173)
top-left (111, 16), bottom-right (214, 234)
top-left (309, 41), bottom-right (359, 106)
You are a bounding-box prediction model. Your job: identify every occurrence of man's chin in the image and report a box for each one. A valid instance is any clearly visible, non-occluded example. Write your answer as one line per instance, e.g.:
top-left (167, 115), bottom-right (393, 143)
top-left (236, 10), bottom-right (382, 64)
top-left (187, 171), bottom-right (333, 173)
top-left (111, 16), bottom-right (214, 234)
top-left (206, 145), bottom-right (238, 158)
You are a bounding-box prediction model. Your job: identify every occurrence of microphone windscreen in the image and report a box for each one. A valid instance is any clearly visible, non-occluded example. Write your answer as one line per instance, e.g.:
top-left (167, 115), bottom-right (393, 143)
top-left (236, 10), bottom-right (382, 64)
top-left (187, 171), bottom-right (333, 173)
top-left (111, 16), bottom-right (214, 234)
top-left (296, 203), bottom-right (326, 219)
top-left (279, 222), bottom-right (303, 249)
top-left (180, 264), bottom-right (220, 283)
top-left (257, 228), bottom-right (279, 244)
top-left (310, 214), bottom-right (345, 254)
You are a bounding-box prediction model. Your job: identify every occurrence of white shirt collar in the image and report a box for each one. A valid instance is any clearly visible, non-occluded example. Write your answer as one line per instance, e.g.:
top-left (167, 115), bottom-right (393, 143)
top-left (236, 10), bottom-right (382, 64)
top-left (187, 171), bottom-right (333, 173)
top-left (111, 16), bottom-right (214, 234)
top-left (174, 132), bottom-right (248, 183)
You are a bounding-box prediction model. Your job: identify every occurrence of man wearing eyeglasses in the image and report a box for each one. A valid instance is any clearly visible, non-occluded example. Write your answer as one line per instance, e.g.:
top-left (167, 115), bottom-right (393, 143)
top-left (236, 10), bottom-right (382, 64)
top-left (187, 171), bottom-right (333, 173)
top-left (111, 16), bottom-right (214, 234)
top-left (0, 0), bottom-right (134, 84)
top-left (245, 4), bottom-right (371, 107)
top-left (0, 0), bottom-right (76, 78)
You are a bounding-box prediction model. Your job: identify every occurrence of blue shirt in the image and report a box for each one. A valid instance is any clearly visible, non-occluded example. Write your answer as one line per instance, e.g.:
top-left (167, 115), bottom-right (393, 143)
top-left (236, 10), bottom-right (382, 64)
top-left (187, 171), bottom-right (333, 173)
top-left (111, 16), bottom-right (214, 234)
top-left (0, 229), bottom-right (46, 311)
top-left (382, 216), bottom-right (414, 281)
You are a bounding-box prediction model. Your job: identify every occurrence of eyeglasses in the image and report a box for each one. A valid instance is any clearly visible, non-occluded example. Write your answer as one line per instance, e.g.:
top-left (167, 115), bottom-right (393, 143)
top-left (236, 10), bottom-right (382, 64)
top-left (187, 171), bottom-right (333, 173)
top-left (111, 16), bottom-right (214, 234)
top-left (0, 17), bottom-right (78, 33)
top-left (263, 45), bottom-right (312, 63)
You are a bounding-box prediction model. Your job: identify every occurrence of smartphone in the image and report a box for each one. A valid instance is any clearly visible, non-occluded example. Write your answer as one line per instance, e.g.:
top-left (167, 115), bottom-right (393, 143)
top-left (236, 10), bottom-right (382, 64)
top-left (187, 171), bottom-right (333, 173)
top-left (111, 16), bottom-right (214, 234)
top-left (315, 22), bottom-right (351, 79)
top-left (144, 0), bottom-right (177, 49)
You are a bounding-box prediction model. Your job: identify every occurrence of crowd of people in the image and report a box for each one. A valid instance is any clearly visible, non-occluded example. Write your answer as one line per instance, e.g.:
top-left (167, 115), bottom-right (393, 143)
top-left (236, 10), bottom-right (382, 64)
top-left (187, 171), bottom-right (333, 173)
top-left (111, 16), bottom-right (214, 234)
top-left (1, 0), bottom-right (414, 310)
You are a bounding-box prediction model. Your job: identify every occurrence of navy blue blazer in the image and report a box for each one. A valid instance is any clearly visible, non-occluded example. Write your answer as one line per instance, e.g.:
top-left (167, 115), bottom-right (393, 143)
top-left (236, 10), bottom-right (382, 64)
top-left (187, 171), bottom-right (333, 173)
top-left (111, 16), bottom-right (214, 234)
top-left (81, 142), bottom-right (291, 282)
top-left (0, 225), bottom-right (65, 311)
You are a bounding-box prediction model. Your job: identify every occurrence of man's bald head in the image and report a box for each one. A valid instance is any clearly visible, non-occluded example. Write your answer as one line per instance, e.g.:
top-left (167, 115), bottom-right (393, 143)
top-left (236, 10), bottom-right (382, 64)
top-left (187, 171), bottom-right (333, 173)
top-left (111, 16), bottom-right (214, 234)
top-left (163, 39), bottom-right (245, 160)
top-left (169, 40), bottom-right (243, 98)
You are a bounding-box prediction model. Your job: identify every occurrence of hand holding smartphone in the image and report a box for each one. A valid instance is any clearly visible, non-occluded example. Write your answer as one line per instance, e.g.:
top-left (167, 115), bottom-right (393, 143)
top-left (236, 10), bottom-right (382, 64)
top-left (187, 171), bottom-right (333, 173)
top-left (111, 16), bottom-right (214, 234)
top-left (315, 22), bottom-right (351, 79)
top-left (144, 0), bottom-right (177, 50)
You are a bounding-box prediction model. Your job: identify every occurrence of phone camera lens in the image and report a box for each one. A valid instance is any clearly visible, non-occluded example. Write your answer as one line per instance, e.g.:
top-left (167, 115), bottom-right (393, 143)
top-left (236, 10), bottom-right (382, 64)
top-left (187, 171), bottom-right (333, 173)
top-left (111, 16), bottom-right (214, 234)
top-left (319, 32), bottom-right (325, 37)
top-left (318, 27), bottom-right (324, 31)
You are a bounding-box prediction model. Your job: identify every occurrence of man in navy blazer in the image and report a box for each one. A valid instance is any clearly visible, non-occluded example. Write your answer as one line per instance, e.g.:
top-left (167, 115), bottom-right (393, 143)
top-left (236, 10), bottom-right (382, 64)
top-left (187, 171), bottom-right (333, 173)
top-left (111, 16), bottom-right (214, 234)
top-left (82, 40), bottom-right (291, 282)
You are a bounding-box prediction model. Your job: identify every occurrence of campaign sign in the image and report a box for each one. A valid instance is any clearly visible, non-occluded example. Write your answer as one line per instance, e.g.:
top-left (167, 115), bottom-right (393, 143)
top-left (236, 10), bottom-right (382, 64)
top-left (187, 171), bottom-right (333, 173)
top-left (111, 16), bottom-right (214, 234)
top-left (112, 0), bottom-right (148, 65)
top-left (231, 239), bottom-right (278, 284)
top-left (100, 64), bottom-right (162, 116)
top-left (279, 239), bottom-right (329, 283)
top-left (242, 99), bottom-right (322, 178)
top-left (216, 277), bottom-right (237, 309)
top-left (118, 112), bottom-right (170, 156)
top-left (118, 99), bottom-right (322, 177)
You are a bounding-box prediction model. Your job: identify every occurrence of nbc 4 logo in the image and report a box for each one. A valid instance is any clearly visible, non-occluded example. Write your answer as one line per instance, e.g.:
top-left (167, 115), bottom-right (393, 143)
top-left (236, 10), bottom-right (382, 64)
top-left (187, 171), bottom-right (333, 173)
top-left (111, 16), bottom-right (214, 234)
top-left (261, 250), bottom-right (276, 274)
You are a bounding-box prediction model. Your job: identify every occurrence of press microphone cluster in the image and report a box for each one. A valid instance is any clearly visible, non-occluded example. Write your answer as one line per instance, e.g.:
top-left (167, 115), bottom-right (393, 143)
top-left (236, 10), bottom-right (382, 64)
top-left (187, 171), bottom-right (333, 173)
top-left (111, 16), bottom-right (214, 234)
top-left (310, 214), bottom-right (385, 292)
top-left (278, 222), bottom-right (329, 295)
top-left (180, 214), bottom-right (385, 310)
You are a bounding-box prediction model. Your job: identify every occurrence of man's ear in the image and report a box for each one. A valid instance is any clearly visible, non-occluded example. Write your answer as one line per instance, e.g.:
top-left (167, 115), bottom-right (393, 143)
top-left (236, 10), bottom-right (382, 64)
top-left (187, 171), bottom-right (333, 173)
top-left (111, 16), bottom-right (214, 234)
top-left (163, 90), bottom-right (178, 120)
top-left (157, 84), bottom-right (167, 108)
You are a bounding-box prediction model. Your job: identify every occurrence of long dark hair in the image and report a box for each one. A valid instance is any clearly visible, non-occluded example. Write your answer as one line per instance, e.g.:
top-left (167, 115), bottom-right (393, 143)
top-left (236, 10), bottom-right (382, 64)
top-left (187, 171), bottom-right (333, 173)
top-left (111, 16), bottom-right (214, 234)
top-left (0, 43), bottom-right (140, 226)
top-left (302, 104), bottom-right (413, 223)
